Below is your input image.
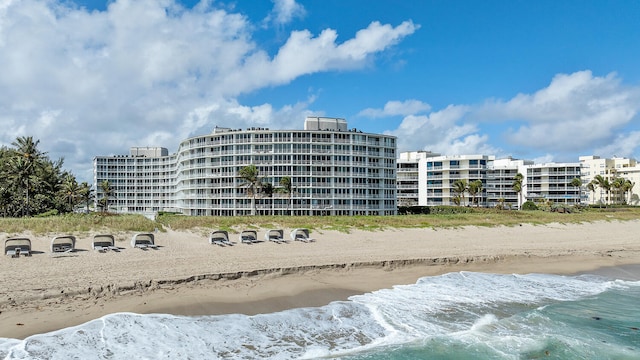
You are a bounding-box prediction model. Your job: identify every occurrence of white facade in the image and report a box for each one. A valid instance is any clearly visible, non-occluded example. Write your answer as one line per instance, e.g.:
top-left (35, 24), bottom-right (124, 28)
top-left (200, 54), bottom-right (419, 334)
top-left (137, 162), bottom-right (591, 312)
top-left (93, 147), bottom-right (177, 216)
top-left (94, 118), bottom-right (397, 216)
top-left (424, 154), bottom-right (494, 206)
top-left (580, 155), bottom-right (639, 205)
top-left (398, 151), bottom-right (583, 208)
top-left (617, 165), bottom-right (640, 205)
top-left (485, 158), bottom-right (532, 209)
top-left (524, 162), bottom-right (582, 206)
top-left (396, 151), bottom-right (439, 207)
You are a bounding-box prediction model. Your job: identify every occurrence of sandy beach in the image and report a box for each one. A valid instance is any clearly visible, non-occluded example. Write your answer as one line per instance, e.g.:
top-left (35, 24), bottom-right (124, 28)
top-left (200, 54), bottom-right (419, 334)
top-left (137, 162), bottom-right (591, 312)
top-left (1, 220), bottom-right (639, 339)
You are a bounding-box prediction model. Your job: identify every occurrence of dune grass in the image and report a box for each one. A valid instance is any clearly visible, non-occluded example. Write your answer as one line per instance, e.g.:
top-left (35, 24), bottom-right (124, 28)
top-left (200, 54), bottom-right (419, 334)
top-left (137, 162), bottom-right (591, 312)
top-left (157, 207), bottom-right (640, 233)
top-left (0, 207), bottom-right (639, 236)
top-left (0, 213), bottom-right (158, 236)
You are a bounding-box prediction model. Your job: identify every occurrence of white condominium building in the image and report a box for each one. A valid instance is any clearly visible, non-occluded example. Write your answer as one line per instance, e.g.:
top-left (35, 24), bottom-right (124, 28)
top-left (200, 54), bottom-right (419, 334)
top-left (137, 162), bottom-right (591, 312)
top-left (93, 147), bottom-right (177, 216)
top-left (524, 162), bottom-right (582, 206)
top-left (579, 155), bottom-right (640, 205)
top-left (94, 117), bottom-right (397, 216)
top-left (424, 154), bottom-right (494, 206)
top-left (397, 151), bottom-right (583, 208)
top-left (485, 158), bottom-right (532, 209)
top-left (617, 164), bottom-right (640, 205)
top-left (397, 151), bottom-right (439, 207)
top-left (398, 152), bottom-right (503, 207)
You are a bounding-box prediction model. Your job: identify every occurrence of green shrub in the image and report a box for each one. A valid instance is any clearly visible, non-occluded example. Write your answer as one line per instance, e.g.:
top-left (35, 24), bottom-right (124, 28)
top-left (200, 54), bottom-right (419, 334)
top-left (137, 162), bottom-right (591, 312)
top-left (522, 201), bottom-right (538, 210)
top-left (398, 206), bottom-right (430, 215)
top-left (429, 206), bottom-right (476, 214)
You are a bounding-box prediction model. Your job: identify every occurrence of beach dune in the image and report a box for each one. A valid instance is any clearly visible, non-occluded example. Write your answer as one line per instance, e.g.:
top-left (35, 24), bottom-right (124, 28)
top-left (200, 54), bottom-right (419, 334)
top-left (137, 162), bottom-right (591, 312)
top-left (1, 220), bottom-right (639, 339)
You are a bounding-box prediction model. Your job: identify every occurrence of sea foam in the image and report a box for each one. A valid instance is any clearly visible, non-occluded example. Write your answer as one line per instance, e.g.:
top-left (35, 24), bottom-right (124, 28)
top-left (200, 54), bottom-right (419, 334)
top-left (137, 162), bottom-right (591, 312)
top-left (0, 272), bottom-right (636, 360)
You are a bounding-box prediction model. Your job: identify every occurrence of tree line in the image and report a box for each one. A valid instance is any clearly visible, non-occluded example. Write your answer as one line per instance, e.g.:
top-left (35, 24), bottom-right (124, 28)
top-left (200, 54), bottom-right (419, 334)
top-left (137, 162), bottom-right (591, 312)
top-left (0, 136), bottom-right (91, 217)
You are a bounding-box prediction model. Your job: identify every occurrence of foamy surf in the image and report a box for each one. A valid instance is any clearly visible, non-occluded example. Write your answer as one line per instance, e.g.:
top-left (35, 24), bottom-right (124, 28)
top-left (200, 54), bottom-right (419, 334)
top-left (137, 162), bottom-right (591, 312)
top-left (1, 272), bottom-right (638, 359)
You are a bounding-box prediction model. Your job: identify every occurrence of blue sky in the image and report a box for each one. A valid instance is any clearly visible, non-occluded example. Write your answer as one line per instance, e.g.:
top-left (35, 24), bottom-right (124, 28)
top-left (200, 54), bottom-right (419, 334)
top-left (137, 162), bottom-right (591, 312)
top-left (1, 0), bottom-right (639, 182)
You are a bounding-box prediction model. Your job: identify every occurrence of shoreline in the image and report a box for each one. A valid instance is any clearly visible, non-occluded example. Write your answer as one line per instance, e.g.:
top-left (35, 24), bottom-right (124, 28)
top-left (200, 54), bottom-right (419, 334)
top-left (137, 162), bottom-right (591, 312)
top-left (2, 220), bottom-right (640, 339)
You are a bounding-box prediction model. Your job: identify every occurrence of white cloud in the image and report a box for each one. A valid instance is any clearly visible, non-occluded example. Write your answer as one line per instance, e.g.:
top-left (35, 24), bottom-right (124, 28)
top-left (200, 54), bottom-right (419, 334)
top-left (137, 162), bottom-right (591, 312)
top-left (180, 96), bottom-right (317, 136)
top-left (593, 131), bottom-right (640, 159)
top-left (374, 70), bottom-right (640, 161)
top-left (222, 20), bottom-right (418, 94)
top-left (386, 105), bottom-right (501, 156)
top-left (264, 0), bottom-right (306, 26)
top-left (0, 0), bottom-right (416, 182)
top-left (358, 100), bottom-right (431, 117)
top-left (531, 154), bottom-right (556, 165)
top-left (477, 71), bottom-right (640, 154)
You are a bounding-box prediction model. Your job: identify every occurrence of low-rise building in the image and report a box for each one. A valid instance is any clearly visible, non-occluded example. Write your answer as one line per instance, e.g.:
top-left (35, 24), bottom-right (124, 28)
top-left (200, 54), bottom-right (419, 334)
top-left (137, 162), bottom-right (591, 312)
top-left (485, 158), bottom-right (532, 209)
top-left (580, 155), bottom-right (639, 205)
top-left (397, 151), bottom-right (583, 208)
top-left (524, 162), bottom-right (582, 206)
top-left (396, 151), bottom-right (439, 207)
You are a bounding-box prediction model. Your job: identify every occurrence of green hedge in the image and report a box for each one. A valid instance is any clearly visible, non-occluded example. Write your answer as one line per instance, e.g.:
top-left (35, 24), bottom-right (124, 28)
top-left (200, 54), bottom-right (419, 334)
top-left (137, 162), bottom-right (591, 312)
top-left (398, 206), bottom-right (476, 215)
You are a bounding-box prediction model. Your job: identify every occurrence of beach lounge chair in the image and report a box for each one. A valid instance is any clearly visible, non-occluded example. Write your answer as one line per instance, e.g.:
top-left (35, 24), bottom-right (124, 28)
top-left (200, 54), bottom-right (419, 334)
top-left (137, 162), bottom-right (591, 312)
top-left (239, 230), bottom-right (258, 244)
top-left (265, 229), bottom-right (285, 243)
top-left (5, 238), bottom-right (32, 257)
top-left (51, 235), bottom-right (76, 253)
top-left (290, 228), bottom-right (315, 242)
top-left (209, 230), bottom-right (233, 246)
top-left (131, 233), bottom-right (158, 249)
top-left (93, 234), bottom-right (119, 252)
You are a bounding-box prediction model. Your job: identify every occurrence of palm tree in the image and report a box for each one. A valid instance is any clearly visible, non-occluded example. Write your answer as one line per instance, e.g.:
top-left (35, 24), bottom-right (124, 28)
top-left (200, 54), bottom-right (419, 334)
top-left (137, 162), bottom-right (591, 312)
top-left (10, 136), bottom-right (45, 216)
top-left (512, 173), bottom-right (524, 209)
top-left (279, 176), bottom-right (293, 216)
top-left (60, 174), bottom-right (81, 212)
top-left (238, 164), bottom-right (261, 215)
top-left (593, 175), bottom-right (610, 206)
top-left (468, 180), bottom-right (483, 207)
top-left (612, 177), bottom-right (626, 205)
top-left (569, 177), bottom-right (582, 205)
top-left (0, 186), bottom-right (11, 217)
top-left (99, 180), bottom-right (114, 212)
top-left (79, 182), bottom-right (94, 213)
top-left (7, 156), bottom-right (33, 216)
top-left (451, 179), bottom-right (468, 206)
top-left (261, 182), bottom-right (275, 215)
top-left (587, 180), bottom-right (597, 205)
top-left (12, 136), bottom-right (45, 167)
top-left (622, 179), bottom-right (635, 205)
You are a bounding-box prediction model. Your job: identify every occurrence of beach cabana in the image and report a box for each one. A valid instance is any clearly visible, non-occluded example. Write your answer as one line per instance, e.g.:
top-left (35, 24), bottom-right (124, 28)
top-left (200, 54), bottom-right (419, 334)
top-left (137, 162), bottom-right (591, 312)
top-left (265, 229), bottom-right (285, 243)
top-left (51, 235), bottom-right (76, 253)
top-left (209, 230), bottom-right (232, 246)
top-left (93, 234), bottom-right (119, 252)
top-left (239, 230), bottom-right (258, 244)
top-left (131, 233), bottom-right (157, 249)
top-left (5, 238), bottom-right (32, 257)
top-left (290, 228), bottom-right (315, 243)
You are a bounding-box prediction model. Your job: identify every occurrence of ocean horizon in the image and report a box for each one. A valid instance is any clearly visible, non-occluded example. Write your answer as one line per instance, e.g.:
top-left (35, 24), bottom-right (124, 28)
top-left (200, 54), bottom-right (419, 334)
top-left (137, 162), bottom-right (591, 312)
top-left (1, 269), bottom-right (638, 359)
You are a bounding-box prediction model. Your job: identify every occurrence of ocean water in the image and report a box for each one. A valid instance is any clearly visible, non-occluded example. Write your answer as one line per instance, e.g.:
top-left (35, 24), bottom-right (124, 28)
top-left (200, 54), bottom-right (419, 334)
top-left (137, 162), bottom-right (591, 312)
top-left (1, 271), bottom-right (638, 359)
